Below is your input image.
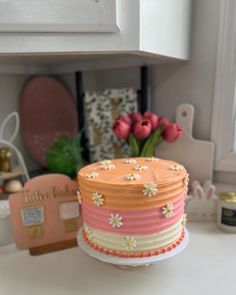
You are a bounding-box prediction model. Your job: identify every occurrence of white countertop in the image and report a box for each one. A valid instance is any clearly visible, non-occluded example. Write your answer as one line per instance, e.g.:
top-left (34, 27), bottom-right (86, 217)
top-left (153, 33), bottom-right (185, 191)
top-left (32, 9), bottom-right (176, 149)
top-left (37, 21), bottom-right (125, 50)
top-left (0, 222), bottom-right (235, 295)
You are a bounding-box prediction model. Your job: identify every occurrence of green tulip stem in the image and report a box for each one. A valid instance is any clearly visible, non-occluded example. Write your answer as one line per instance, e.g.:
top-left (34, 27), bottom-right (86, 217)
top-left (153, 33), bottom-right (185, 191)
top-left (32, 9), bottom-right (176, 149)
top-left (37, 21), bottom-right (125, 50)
top-left (128, 127), bottom-right (164, 157)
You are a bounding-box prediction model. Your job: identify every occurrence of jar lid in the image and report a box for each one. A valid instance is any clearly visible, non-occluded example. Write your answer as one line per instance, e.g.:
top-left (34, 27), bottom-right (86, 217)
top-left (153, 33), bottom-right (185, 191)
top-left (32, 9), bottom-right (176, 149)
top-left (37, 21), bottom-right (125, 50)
top-left (0, 200), bottom-right (10, 218)
top-left (219, 192), bottom-right (236, 203)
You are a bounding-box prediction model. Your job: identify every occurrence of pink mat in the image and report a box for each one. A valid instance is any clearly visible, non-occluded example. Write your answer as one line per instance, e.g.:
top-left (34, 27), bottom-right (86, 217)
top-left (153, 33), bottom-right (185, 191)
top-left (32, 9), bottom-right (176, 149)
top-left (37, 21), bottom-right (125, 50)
top-left (19, 76), bottom-right (78, 166)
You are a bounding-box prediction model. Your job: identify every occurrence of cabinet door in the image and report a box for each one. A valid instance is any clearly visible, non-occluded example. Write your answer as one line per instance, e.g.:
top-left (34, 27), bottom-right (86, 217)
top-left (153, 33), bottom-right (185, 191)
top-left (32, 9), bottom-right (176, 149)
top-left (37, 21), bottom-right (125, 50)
top-left (0, 0), bottom-right (120, 32)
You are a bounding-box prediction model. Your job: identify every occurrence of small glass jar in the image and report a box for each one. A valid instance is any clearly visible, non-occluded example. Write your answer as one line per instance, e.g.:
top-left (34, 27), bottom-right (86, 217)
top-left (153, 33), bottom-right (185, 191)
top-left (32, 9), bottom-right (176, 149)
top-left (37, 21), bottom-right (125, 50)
top-left (217, 192), bottom-right (236, 233)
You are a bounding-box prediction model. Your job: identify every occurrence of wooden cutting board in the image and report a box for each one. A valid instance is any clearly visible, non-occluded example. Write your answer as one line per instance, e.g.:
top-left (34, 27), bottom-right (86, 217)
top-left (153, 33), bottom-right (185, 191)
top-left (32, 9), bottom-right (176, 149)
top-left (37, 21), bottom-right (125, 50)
top-left (156, 104), bottom-right (215, 184)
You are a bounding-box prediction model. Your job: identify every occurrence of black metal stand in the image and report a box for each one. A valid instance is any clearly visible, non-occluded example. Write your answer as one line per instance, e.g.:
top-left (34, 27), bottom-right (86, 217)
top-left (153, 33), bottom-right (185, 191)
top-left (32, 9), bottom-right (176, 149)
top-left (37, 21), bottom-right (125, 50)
top-left (75, 71), bottom-right (90, 163)
top-left (140, 66), bottom-right (149, 113)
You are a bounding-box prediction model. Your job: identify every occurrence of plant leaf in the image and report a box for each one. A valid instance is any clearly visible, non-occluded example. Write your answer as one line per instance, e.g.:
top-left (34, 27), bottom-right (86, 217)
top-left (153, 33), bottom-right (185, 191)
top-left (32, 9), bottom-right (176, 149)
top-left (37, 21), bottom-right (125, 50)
top-left (75, 129), bottom-right (84, 150)
top-left (46, 131), bottom-right (85, 179)
top-left (46, 137), bottom-right (76, 178)
top-left (140, 127), bottom-right (163, 157)
top-left (128, 134), bottom-right (140, 157)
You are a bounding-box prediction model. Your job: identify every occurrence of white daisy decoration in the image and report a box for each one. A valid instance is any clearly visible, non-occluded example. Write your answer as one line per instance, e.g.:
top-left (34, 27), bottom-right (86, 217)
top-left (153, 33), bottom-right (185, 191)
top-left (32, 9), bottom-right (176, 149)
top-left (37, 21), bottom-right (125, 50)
top-left (162, 203), bottom-right (174, 218)
top-left (142, 182), bottom-right (158, 197)
top-left (184, 173), bottom-right (190, 190)
top-left (99, 163), bottom-right (116, 170)
top-left (85, 171), bottom-right (99, 179)
top-left (76, 190), bottom-right (82, 204)
top-left (100, 159), bottom-right (112, 165)
top-left (109, 214), bottom-right (123, 228)
top-left (145, 157), bottom-right (159, 162)
top-left (169, 164), bottom-right (184, 171)
top-left (182, 213), bottom-right (187, 226)
top-left (125, 173), bottom-right (141, 181)
top-left (134, 164), bottom-right (149, 171)
top-left (123, 236), bottom-right (137, 251)
top-left (124, 159), bottom-right (137, 164)
top-left (91, 192), bottom-right (104, 207)
top-left (85, 227), bottom-right (94, 241)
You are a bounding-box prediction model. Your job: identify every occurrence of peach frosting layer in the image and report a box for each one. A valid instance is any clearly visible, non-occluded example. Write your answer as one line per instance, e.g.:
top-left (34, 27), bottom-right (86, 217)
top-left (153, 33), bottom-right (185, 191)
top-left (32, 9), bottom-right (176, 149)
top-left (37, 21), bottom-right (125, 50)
top-left (78, 158), bottom-right (187, 210)
top-left (82, 195), bottom-right (185, 235)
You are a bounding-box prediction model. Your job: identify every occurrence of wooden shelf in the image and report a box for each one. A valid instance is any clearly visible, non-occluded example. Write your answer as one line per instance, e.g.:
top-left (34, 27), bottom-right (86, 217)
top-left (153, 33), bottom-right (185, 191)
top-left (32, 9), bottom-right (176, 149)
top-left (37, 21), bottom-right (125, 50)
top-left (0, 192), bottom-right (8, 200)
top-left (0, 167), bottom-right (22, 181)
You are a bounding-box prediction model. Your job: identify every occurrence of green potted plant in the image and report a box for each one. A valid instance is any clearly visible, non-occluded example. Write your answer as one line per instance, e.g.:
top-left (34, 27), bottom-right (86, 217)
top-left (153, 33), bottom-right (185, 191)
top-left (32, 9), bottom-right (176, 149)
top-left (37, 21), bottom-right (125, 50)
top-left (46, 132), bottom-right (85, 179)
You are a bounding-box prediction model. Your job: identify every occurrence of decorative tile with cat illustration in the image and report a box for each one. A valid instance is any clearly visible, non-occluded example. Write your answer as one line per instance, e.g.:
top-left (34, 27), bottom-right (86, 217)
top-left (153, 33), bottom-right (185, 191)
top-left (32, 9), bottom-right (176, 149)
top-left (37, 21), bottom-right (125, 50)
top-left (84, 88), bottom-right (138, 162)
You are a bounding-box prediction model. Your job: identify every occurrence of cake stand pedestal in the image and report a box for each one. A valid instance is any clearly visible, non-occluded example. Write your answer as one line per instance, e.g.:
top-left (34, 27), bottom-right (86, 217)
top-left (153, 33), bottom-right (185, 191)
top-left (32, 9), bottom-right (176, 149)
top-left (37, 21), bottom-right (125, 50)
top-left (77, 227), bottom-right (189, 270)
top-left (115, 264), bottom-right (151, 271)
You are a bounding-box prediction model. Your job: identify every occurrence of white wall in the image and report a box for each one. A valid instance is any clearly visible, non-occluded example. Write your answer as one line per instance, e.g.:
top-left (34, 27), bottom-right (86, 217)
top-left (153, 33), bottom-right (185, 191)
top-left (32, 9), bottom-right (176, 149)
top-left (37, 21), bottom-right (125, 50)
top-left (150, 0), bottom-right (221, 141)
top-left (149, 0), bottom-right (236, 184)
top-left (59, 67), bottom-right (140, 93)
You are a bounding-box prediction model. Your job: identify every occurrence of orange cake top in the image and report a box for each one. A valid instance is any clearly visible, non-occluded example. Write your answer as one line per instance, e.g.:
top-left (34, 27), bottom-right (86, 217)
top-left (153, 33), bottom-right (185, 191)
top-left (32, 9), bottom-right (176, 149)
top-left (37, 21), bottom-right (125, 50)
top-left (78, 157), bottom-right (188, 210)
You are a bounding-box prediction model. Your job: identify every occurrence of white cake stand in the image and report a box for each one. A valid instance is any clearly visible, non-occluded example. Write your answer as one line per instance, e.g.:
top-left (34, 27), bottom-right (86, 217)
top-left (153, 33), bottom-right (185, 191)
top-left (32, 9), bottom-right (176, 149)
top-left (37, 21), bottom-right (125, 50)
top-left (77, 227), bottom-right (189, 270)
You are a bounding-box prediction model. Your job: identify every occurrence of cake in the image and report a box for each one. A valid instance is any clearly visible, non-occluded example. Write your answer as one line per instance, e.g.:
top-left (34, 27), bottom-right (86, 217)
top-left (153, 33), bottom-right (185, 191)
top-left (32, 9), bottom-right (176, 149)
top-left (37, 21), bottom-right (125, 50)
top-left (78, 157), bottom-right (188, 258)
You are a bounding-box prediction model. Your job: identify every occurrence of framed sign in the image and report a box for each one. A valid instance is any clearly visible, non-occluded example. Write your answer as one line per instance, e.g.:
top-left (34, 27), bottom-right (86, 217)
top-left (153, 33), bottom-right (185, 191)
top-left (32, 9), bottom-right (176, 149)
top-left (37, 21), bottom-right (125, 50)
top-left (9, 174), bottom-right (82, 255)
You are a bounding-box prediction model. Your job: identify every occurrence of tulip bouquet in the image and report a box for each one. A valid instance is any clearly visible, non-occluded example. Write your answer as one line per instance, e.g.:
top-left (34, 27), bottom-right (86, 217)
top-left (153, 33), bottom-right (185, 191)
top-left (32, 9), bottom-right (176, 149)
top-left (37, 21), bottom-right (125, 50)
top-left (112, 111), bottom-right (183, 157)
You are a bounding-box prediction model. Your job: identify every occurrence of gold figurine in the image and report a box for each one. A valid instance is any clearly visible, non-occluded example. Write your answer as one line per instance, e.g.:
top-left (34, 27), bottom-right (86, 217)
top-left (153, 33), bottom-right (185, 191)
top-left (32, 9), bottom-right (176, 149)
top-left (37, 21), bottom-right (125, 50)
top-left (0, 147), bottom-right (12, 172)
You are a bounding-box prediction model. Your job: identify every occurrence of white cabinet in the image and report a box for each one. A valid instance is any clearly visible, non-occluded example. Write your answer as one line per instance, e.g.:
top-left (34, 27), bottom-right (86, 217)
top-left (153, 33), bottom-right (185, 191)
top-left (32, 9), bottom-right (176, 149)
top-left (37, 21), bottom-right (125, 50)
top-left (0, 0), bottom-right (120, 33)
top-left (0, 0), bottom-right (192, 73)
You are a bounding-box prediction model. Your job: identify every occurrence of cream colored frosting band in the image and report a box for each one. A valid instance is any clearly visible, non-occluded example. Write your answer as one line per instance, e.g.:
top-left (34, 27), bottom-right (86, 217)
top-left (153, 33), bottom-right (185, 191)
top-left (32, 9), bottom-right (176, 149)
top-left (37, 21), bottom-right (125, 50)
top-left (84, 217), bottom-right (184, 253)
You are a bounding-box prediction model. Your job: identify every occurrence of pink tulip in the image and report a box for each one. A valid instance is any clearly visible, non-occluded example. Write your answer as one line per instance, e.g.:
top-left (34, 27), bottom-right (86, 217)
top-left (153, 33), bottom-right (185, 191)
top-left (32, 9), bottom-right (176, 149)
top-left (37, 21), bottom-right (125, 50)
top-left (116, 114), bottom-right (132, 125)
top-left (158, 116), bottom-right (171, 129)
top-left (133, 119), bottom-right (152, 140)
top-left (130, 112), bottom-right (143, 123)
top-left (112, 119), bottom-right (131, 140)
top-left (143, 111), bottom-right (158, 131)
top-left (163, 123), bottom-right (183, 143)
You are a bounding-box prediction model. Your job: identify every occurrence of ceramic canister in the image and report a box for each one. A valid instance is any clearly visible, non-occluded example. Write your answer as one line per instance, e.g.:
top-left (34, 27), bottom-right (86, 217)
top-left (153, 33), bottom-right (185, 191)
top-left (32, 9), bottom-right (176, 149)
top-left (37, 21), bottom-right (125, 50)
top-left (217, 192), bottom-right (236, 233)
top-left (0, 200), bottom-right (14, 246)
